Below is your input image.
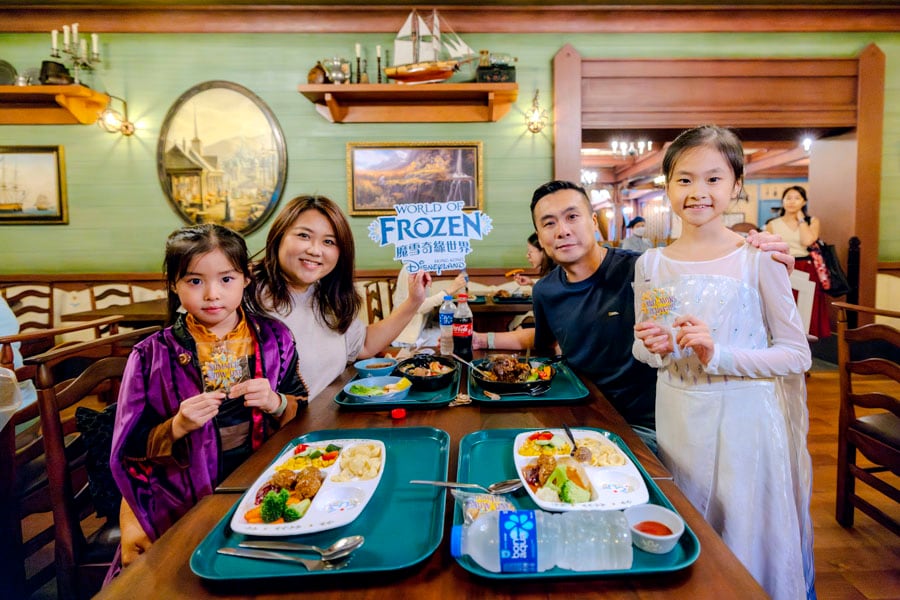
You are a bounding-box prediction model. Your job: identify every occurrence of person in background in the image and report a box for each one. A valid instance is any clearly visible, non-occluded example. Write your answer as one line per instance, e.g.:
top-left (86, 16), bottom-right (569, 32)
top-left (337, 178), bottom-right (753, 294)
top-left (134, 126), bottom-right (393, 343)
top-left (765, 185), bottom-right (830, 338)
top-left (0, 296), bottom-right (37, 409)
top-left (621, 216), bottom-right (654, 253)
top-left (506, 233), bottom-right (557, 330)
top-left (251, 195), bottom-right (430, 399)
top-left (391, 264), bottom-right (467, 347)
top-left (109, 224), bottom-right (308, 572)
top-left (633, 125), bottom-right (814, 600)
top-left (473, 180), bottom-right (795, 452)
top-left (511, 232), bottom-right (557, 288)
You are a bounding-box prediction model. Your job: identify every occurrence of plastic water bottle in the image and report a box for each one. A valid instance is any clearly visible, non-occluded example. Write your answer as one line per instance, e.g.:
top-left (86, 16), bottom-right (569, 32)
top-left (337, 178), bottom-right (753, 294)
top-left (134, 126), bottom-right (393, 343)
top-left (439, 295), bottom-right (456, 355)
top-left (450, 509), bottom-right (632, 573)
top-left (452, 294), bottom-right (473, 362)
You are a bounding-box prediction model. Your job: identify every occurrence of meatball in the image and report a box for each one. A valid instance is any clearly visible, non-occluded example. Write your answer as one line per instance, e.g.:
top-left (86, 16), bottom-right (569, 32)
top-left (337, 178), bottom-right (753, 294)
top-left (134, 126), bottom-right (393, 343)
top-left (293, 467), bottom-right (324, 499)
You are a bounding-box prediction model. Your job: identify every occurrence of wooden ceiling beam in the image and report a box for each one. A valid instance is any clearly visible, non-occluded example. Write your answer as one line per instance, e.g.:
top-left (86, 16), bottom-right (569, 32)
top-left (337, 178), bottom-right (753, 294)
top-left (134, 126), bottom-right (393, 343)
top-left (2, 6), bottom-right (899, 34)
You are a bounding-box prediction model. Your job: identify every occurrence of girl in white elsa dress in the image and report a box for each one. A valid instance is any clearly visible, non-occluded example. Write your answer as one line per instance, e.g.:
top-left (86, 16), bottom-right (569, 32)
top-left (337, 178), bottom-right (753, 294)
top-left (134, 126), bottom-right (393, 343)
top-left (632, 125), bottom-right (815, 600)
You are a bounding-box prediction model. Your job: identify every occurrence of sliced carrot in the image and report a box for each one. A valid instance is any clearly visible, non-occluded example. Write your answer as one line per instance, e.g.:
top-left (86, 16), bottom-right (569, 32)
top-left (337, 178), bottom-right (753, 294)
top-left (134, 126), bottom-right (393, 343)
top-left (244, 506), bottom-right (262, 521)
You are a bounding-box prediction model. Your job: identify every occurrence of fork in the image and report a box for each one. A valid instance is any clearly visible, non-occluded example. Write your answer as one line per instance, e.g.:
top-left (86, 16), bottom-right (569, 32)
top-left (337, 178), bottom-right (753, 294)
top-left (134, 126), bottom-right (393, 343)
top-left (483, 383), bottom-right (551, 399)
top-left (217, 547), bottom-right (351, 571)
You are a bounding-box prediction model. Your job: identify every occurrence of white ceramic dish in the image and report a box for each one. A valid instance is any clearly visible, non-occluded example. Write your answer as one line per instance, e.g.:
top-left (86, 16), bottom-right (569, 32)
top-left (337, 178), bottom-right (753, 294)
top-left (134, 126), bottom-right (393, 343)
top-left (623, 504), bottom-right (685, 554)
top-left (513, 428), bottom-right (649, 512)
top-left (230, 438), bottom-right (386, 536)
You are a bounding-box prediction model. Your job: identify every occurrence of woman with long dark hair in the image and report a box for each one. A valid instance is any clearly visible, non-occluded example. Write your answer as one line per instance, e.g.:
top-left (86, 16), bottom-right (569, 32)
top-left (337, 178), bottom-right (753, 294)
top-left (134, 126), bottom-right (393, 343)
top-left (251, 195), bottom-right (429, 399)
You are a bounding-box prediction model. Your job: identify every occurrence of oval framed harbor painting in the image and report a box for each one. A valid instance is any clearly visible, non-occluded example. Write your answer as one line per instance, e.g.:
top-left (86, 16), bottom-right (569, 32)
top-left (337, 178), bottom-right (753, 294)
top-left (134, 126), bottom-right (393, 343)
top-left (157, 80), bottom-right (287, 235)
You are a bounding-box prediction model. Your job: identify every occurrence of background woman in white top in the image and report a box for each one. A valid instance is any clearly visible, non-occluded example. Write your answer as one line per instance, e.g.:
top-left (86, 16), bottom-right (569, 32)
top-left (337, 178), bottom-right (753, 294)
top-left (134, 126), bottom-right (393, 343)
top-left (766, 185), bottom-right (830, 338)
top-left (391, 265), bottom-right (467, 347)
top-left (251, 196), bottom-right (429, 399)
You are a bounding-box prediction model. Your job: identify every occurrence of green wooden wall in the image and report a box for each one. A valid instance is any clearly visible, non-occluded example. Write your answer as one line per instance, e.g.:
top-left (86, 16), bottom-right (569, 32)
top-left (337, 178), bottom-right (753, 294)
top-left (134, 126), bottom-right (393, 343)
top-left (0, 31), bottom-right (898, 274)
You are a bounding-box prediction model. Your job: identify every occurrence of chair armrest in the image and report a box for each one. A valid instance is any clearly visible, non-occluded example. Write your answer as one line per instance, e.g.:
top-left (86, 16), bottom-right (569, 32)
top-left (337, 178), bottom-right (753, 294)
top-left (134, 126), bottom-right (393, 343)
top-left (0, 316), bottom-right (127, 371)
top-left (832, 302), bottom-right (900, 320)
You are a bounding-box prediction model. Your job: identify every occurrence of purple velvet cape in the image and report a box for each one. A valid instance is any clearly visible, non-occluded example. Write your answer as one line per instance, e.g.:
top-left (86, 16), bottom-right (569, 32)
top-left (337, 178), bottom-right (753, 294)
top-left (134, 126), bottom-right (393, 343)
top-left (110, 312), bottom-right (307, 541)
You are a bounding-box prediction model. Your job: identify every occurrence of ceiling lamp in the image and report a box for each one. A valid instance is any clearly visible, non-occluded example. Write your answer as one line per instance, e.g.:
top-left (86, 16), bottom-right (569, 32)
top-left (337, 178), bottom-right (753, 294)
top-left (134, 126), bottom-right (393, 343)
top-left (98, 94), bottom-right (135, 136)
top-left (580, 169), bottom-right (598, 187)
top-left (611, 140), bottom-right (652, 158)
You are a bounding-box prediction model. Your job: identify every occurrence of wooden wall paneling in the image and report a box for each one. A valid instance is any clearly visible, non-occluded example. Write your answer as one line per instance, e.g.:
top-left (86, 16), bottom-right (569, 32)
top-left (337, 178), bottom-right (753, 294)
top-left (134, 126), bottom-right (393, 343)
top-left (552, 43), bottom-right (582, 184)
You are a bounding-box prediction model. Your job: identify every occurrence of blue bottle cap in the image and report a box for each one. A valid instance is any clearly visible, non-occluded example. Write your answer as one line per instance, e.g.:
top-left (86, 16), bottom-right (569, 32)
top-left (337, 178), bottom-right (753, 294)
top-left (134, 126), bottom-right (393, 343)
top-left (449, 524), bottom-right (463, 558)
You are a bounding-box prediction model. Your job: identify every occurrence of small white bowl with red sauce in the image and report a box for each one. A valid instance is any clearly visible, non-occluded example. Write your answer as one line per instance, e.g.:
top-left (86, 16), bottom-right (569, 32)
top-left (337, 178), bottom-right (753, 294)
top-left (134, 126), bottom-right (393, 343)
top-left (623, 504), bottom-right (685, 554)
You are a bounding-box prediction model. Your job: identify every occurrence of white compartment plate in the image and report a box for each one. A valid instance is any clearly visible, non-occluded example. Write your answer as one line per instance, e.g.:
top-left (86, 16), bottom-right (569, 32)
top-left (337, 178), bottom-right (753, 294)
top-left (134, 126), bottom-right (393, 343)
top-left (513, 428), bottom-right (649, 511)
top-left (230, 438), bottom-right (385, 536)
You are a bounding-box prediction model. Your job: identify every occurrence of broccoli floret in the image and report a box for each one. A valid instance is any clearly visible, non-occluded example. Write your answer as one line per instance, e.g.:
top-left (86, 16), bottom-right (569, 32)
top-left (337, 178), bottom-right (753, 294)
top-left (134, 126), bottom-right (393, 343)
top-left (560, 480), bottom-right (591, 504)
top-left (282, 507), bottom-right (301, 522)
top-left (260, 488), bottom-right (289, 522)
top-left (544, 465), bottom-right (569, 493)
top-left (283, 498), bottom-right (312, 523)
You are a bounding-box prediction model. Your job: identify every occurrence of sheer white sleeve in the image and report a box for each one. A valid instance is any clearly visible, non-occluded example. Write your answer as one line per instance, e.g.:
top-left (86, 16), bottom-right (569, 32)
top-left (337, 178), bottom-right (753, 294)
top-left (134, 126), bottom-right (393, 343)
top-left (705, 254), bottom-right (811, 377)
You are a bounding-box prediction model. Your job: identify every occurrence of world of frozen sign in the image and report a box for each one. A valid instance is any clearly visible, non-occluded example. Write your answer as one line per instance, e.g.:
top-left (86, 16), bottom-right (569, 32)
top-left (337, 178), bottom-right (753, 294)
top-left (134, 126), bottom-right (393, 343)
top-left (367, 200), bottom-right (493, 275)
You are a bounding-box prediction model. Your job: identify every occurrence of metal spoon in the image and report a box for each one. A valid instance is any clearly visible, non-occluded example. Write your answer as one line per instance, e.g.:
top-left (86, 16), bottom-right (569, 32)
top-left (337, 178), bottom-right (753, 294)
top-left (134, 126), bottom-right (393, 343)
top-left (239, 535), bottom-right (365, 561)
top-left (450, 353), bottom-right (493, 378)
top-left (410, 478), bottom-right (523, 495)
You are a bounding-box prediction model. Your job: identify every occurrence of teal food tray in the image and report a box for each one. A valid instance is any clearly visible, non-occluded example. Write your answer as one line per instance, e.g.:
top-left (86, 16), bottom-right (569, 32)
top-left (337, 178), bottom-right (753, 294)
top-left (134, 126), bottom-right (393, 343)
top-left (491, 295), bottom-right (532, 304)
top-left (334, 369), bottom-right (459, 409)
top-left (466, 295), bottom-right (487, 304)
top-left (467, 359), bottom-right (589, 403)
top-left (453, 427), bottom-right (700, 579)
top-left (190, 426), bottom-right (450, 580)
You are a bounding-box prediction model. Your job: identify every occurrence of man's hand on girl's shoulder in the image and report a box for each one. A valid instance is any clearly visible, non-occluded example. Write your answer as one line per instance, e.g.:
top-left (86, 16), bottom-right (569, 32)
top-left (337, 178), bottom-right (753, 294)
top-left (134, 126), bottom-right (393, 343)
top-left (745, 229), bottom-right (794, 273)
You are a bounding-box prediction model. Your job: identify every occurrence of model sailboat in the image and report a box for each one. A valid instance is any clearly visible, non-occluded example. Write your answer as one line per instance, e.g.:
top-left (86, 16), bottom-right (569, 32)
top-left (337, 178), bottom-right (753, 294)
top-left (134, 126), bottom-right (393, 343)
top-left (384, 9), bottom-right (476, 84)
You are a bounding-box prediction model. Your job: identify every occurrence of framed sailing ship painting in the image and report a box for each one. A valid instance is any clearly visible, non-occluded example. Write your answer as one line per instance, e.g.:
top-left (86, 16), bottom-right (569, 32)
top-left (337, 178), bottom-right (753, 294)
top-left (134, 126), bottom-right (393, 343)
top-left (347, 141), bottom-right (483, 216)
top-left (157, 80), bottom-right (287, 235)
top-left (0, 146), bottom-right (67, 225)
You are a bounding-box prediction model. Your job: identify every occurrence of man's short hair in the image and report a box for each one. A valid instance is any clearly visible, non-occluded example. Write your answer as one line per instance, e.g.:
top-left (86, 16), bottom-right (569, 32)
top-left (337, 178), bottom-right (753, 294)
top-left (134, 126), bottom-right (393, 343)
top-left (530, 180), bottom-right (591, 225)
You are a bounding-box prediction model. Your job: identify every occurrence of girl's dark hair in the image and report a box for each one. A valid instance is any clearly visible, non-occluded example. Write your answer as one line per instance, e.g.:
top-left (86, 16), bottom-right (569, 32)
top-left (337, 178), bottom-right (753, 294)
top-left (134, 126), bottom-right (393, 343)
top-left (164, 224), bottom-right (251, 325)
top-left (778, 185), bottom-right (812, 224)
top-left (251, 195), bottom-right (360, 334)
top-left (527, 232), bottom-right (556, 277)
top-left (662, 125), bottom-right (745, 198)
top-left (529, 180), bottom-right (591, 227)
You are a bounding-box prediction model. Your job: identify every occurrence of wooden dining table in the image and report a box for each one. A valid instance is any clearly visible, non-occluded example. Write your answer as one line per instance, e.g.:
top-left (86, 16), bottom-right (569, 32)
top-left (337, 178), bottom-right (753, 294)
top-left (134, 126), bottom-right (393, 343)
top-left (95, 355), bottom-right (766, 599)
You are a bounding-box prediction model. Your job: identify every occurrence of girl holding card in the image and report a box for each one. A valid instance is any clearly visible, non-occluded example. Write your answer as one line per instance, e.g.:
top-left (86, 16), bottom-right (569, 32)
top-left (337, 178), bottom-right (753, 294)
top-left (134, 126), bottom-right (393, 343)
top-left (109, 224), bottom-right (308, 571)
top-left (632, 126), bottom-right (815, 600)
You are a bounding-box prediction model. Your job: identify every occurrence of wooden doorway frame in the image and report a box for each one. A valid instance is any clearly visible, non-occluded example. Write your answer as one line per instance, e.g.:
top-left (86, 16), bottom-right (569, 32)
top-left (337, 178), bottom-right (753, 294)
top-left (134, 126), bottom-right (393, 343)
top-left (553, 44), bottom-right (884, 307)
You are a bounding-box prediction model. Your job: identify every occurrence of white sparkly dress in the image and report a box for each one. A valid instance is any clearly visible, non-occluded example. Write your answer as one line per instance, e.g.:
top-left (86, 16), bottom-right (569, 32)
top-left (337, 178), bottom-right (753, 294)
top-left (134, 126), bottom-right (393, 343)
top-left (632, 245), bottom-right (815, 600)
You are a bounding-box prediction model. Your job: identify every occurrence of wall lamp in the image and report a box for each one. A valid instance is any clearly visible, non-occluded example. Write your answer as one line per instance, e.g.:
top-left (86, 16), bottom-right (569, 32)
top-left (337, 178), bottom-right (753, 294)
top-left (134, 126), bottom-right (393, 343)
top-left (98, 94), bottom-right (135, 136)
top-left (525, 89), bottom-right (548, 134)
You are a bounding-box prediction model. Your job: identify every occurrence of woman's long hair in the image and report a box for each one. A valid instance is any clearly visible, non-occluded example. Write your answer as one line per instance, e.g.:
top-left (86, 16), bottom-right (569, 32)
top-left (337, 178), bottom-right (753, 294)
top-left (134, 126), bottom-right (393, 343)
top-left (251, 195), bottom-right (361, 334)
top-left (527, 232), bottom-right (556, 277)
top-left (164, 224), bottom-right (251, 325)
top-left (778, 185), bottom-right (812, 224)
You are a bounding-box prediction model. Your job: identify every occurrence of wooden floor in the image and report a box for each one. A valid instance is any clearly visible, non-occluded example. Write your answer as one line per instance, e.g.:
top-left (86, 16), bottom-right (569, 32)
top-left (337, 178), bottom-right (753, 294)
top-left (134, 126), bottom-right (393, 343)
top-left (24, 362), bottom-right (900, 599)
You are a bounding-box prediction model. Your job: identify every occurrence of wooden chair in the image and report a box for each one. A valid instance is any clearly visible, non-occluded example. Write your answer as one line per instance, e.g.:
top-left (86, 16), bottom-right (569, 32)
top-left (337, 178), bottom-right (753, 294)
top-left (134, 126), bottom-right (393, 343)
top-left (0, 317), bottom-right (132, 599)
top-left (0, 316), bottom-right (123, 373)
top-left (364, 279), bottom-right (395, 324)
top-left (834, 302), bottom-right (900, 535)
top-left (90, 285), bottom-right (134, 336)
top-left (27, 326), bottom-right (159, 600)
top-left (1, 284), bottom-right (55, 357)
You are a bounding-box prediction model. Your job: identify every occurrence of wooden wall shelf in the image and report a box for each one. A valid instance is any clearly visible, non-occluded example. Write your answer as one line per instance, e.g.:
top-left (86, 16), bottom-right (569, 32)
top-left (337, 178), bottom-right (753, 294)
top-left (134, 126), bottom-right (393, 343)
top-left (297, 83), bottom-right (518, 123)
top-left (0, 85), bottom-right (110, 125)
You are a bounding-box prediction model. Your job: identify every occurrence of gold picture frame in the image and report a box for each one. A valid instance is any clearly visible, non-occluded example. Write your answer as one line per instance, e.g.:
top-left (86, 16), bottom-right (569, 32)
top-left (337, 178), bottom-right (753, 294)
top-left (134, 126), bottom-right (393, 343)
top-left (347, 141), bottom-right (483, 216)
top-left (0, 145), bottom-right (67, 225)
top-left (157, 80), bottom-right (287, 235)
